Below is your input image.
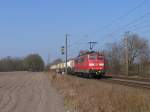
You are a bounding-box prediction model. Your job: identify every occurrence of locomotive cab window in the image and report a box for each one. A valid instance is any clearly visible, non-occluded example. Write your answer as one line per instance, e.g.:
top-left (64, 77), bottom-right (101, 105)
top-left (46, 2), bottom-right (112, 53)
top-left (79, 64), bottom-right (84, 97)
top-left (98, 56), bottom-right (104, 60)
top-left (79, 58), bottom-right (84, 63)
top-left (89, 55), bottom-right (97, 60)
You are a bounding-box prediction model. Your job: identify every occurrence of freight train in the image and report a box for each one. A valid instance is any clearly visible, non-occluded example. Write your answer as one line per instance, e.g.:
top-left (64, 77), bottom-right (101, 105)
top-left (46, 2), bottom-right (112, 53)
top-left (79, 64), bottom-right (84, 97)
top-left (50, 51), bottom-right (105, 78)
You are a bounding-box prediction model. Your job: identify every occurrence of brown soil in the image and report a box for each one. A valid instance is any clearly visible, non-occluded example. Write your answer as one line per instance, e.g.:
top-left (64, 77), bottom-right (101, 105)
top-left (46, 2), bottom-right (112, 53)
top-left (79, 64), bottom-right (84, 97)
top-left (0, 72), bottom-right (65, 112)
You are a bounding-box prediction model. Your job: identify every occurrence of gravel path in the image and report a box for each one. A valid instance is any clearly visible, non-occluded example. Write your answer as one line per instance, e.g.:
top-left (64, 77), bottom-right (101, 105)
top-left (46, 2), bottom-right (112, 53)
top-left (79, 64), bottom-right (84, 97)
top-left (0, 72), bottom-right (65, 112)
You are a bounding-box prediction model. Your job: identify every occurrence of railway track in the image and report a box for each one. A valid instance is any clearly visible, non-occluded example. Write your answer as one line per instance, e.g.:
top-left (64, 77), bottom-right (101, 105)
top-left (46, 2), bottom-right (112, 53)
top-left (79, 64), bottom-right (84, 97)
top-left (101, 77), bottom-right (150, 90)
top-left (57, 72), bottom-right (150, 90)
top-left (112, 75), bottom-right (150, 82)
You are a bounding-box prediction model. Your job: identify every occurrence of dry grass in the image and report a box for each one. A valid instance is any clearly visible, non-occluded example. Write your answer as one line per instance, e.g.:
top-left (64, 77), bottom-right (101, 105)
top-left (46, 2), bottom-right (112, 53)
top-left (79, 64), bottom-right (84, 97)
top-left (48, 72), bottom-right (150, 112)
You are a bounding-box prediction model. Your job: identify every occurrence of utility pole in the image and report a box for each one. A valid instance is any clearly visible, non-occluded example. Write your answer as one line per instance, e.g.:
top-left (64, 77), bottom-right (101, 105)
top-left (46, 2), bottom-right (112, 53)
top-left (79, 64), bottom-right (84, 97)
top-left (88, 42), bottom-right (97, 51)
top-left (47, 54), bottom-right (51, 65)
top-left (124, 31), bottom-right (129, 76)
top-left (65, 34), bottom-right (69, 74)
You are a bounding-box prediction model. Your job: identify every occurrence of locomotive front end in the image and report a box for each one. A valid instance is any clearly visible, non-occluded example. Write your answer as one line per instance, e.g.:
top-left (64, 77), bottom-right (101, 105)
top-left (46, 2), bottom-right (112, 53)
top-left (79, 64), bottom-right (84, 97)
top-left (88, 53), bottom-right (105, 75)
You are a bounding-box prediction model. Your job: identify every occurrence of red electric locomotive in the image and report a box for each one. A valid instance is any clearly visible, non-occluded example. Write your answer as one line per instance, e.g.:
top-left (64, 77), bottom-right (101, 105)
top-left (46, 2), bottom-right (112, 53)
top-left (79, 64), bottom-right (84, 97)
top-left (73, 51), bottom-right (105, 77)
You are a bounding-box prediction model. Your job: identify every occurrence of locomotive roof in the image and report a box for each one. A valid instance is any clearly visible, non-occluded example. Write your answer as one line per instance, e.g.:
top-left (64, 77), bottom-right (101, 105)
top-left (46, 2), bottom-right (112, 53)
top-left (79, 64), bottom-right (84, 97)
top-left (78, 51), bottom-right (103, 57)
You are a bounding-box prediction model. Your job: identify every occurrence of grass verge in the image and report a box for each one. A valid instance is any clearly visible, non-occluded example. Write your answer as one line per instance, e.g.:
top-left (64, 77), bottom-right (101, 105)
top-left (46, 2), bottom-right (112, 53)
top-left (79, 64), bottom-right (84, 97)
top-left (48, 72), bottom-right (150, 112)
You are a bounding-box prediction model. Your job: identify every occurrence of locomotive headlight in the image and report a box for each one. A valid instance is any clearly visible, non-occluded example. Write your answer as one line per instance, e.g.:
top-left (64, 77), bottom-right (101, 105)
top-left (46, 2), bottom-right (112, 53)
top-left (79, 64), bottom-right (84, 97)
top-left (99, 63), bottom-right (104, 66)
top-left (89, 63), bottom-right (94, 66)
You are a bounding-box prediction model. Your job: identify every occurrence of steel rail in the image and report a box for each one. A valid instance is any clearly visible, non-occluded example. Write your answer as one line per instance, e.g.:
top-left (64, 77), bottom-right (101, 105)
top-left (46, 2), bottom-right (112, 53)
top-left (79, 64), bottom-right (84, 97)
top-left (101, 78), bottom-right (150, 90)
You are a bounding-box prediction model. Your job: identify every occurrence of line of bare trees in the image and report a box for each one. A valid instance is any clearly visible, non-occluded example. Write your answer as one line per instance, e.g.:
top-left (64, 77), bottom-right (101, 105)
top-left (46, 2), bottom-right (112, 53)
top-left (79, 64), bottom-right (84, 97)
top-left (0, 54), bottom-right (44, 72)
top-left (104, 32), bottom-right (150, 77)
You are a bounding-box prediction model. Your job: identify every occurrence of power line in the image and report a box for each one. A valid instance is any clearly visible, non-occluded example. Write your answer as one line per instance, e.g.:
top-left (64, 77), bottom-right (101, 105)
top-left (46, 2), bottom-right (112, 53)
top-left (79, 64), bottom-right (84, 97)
top-left (84, 0), bottom-right (149, 46)
top-left (137, 29), bottom-right (150, 35)
top-left (68, 42), bottom-right (85, 48)
top-left (86, 0), bottom-right (148, 37)
top-left (127, 16), bottom-right (150, 28)
top-left (116, 0), bottom-right (147, 20)
top-left (70, 0), bottom-right (148, 50)
top-left (68, 34), bottom-right (89, 47)
top-left (107, 11), bottom-right (150, 36)
top-left (68, 0), bottom-right (149, 54)
top-left (96, 11), bottom-right (150, 45)
top-left (130, 24), bottom-right (150, 31)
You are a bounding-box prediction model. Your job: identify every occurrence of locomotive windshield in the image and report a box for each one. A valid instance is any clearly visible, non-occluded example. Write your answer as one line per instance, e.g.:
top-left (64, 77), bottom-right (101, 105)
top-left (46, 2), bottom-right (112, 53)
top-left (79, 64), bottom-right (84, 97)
top-left (89, 54), bottom-right (104, 60)
top-left (89, 55), bottom-right (97, 60)
top-left (98, 55), bottom-right (104, 60)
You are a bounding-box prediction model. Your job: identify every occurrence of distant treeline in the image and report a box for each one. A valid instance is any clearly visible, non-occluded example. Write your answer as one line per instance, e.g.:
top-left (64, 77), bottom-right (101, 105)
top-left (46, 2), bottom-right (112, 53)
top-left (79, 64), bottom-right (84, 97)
top-left (0, 54), bottom-right (44, 72)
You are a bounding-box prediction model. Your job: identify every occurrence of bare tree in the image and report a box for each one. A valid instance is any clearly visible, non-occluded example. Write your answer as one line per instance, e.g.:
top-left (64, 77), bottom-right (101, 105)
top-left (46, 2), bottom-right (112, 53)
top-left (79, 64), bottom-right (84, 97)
top-left (126, 34), bottom-right (149, 68)
top-left (104, 32), bottom-right (150, 76)
top-left (104, 42), bottom-right (124, 74)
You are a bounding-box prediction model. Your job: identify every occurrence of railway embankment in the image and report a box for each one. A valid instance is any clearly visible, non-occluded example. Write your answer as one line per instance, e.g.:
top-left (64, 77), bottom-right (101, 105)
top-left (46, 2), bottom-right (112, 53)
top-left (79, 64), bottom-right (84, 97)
top-left (48, 72), bottom-right (150, 112)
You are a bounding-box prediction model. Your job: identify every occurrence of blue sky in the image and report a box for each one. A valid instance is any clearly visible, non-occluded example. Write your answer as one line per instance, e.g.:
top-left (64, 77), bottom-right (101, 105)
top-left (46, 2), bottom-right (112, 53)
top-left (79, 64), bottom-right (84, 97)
top-left (0, 0), bottom-right (150, 63)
